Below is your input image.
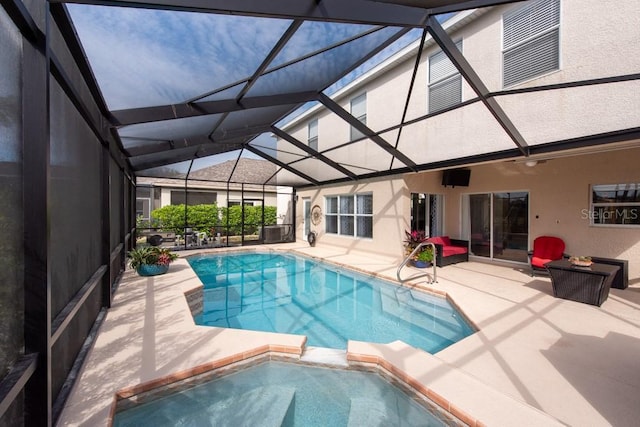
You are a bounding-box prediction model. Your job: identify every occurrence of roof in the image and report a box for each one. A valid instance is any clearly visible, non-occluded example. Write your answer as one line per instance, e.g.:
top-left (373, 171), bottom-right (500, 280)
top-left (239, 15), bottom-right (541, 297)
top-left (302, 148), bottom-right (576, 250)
top-left (137, 158), bottom-right (278, 189)
top-left (55, 0), bottom-right (640, 188)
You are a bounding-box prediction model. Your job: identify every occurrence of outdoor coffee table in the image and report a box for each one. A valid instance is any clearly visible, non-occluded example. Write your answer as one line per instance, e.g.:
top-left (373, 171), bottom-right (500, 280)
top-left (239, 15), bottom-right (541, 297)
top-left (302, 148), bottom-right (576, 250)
top-left (545, 260), bottom-right (619, 306)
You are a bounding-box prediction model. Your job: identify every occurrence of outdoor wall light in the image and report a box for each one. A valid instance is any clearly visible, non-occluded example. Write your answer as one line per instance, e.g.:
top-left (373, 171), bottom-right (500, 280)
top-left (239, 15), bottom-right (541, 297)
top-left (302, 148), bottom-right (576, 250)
top-left (524, 160), bottom-right (538, 167)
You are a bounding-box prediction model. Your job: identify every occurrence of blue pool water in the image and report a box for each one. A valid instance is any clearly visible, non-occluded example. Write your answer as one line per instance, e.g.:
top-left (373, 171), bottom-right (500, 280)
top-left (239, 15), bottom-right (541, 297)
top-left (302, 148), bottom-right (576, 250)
top-left (114, 361), bottom-right (453, 426)
top-left (189, 252), bottom-right (473, 353)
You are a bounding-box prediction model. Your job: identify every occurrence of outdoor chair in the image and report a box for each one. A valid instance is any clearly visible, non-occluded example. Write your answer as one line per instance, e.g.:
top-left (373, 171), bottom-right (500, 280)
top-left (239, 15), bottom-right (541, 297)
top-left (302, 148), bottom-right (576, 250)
top-left (528, 236), bottom-right (567, 276)
top-left (426, 236), bottom-right (469, 267)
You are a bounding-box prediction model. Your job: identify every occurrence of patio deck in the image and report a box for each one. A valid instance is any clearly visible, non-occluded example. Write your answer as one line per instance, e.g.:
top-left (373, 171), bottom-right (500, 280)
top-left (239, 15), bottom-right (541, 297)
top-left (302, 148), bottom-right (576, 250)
top-left (57, 243), bottom-right (640, 427)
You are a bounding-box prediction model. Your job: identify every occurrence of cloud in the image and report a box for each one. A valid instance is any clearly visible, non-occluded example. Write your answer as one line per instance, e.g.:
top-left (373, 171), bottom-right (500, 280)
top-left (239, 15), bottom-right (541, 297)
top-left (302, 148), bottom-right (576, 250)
top-left (68, 4), bottom-right (290, 110)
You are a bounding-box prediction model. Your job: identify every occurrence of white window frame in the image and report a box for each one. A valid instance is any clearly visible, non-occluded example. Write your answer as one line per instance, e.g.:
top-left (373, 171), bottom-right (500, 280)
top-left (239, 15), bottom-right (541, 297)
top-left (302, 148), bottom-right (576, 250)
top-left (349, 93), bottom-right (367, 141)
top-left (325, 193), bottom-right (373, 238)
top-left (428, 39), bottom-right (463, 114)
top-left (589, 183), bottom-right (640, 228)
top-left (502, 0), bottom-right (561, 88)
top-left (308, 119), bottom-right (318, 151)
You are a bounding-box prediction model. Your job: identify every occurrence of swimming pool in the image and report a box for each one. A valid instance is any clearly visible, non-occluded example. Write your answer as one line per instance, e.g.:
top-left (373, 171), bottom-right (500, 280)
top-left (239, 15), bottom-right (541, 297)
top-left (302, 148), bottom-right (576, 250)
top-left (113, 361), bottom-right (456, 426)
top-left (188, 251), bottom-right (473, 353)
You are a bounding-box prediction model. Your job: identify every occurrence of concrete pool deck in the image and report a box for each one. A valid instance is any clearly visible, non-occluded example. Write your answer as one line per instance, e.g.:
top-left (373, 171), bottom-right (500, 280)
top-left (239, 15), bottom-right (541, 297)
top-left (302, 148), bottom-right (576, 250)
top-left (57, 243), bottom-right (640, 426)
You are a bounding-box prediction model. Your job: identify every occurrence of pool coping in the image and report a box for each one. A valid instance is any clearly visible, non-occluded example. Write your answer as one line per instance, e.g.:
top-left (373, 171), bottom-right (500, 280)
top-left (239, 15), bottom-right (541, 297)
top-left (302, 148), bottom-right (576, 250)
top-left (57, 245), bottom-right (565, 427)
top-left (110, 349), bottom-right (463, 427)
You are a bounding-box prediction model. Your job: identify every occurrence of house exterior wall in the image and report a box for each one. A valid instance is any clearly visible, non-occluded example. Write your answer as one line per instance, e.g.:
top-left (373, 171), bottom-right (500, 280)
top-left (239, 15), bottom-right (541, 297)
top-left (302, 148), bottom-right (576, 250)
top-left (289, 0), bottom-right (640, 280)
top-left (156, 187), bottom-right (276, 208)
top-left (281, 0), bottom-right (639, 165)
top-left (439, 148), bottom-right (640, 279)
top-left (298, 146), bottom-right (640, 280)
top-left (296, 177), bottom-right (410, 258)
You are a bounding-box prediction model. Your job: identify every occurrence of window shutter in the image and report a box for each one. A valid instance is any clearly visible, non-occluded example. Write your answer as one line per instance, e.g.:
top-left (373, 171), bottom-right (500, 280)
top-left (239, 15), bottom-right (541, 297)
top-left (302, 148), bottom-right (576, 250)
top-left (429, 40), bottom-right (463, 113)
top-left (503, 0), bottom-right (560, 87)
top-left (504, 0), bottom-right (560, 48)
top-left (350, 93), bottom-right (367, 140)
top-left (429, 75), bottom-right (462, 113)
top-left (504, 28), bottom-right (559, 87)
top-left (308, 119), bottom-right (318, 150)
top-left (429, 40), bottom-right (463, 84)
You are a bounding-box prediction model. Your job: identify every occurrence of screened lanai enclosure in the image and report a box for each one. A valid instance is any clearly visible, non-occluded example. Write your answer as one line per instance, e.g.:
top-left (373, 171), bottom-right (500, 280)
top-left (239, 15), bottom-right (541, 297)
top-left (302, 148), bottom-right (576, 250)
top-left (1, 0), bottom-right (639, 425)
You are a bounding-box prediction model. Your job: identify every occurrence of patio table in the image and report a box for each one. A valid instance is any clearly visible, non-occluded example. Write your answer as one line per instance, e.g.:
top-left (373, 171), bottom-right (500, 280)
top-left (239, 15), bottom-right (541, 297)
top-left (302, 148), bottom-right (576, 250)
top-left (545, 260), bottom-right (619, 306)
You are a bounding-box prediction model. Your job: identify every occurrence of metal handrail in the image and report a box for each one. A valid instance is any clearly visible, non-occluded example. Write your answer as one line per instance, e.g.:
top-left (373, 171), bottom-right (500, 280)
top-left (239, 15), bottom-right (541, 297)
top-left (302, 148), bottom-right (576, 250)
top-left (397, 242), bottom-right (437, 284)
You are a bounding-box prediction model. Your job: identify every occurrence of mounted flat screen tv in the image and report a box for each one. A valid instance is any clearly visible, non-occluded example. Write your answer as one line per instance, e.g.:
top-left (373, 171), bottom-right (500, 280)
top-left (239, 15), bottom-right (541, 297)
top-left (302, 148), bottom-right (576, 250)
top-left (442, 169), bottom-right (471, 187)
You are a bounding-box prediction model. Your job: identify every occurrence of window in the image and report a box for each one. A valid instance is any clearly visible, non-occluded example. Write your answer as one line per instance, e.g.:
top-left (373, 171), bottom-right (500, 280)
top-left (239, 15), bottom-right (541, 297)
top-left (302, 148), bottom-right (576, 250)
top-left (503, 0), bottom-right (560, 87)
top-left (228, 201), bottom-right (254, 207)
top-left (170, 190), bottom-right (217, 205)
top-left (350, 93), bottom-right (367, 141)
top-left (325, 196), bottom-right (338, 234)
top-left (356, 194), bottom-right (373, 238)
top-left (428, 40), bottom-right (463, 113)
top-left (325, 194), bottom-right (373, 238)
top-left (308, 119), bottom-right (318, 151)
top-left (136, 198), bottom-right (151, 220)
top-left (590, 184), bottom-right (640, 226)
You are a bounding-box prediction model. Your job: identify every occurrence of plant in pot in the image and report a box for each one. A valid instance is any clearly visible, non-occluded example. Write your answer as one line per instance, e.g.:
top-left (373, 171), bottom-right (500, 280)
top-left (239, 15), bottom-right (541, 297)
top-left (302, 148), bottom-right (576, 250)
top-left (413, 246), bottom-right (434, 268)
top-left (404, 230), bottom-right (427, 264)
top-left (127, 246), bottom-right (178, 276)
top-left (404, 230), bottom-right (426, 254)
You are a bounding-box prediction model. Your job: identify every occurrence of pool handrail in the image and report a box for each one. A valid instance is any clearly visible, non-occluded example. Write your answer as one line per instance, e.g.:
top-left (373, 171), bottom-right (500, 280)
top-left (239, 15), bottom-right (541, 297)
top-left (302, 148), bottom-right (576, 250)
top-left (397, 242), bottom-right (437, 284)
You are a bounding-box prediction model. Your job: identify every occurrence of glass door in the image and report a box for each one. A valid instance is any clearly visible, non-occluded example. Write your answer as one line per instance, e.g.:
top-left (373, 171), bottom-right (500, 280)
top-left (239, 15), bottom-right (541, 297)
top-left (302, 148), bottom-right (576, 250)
top-left (464, 192), bottom-right (529, 262)
top-left (493, 192), bottom-right (529, 262)
top-left (468, 194), bottom-right (491, 257)
top-left (410, 193), bottom-right (444, 237)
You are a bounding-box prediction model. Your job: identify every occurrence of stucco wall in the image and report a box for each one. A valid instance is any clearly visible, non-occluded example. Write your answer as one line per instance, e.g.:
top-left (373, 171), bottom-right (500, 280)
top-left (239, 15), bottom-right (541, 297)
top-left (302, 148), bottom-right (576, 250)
top-left (296, 177), bottom-right (410, 258)
top-left (278, 0), bottom-right (640, 171)
top-left (437, 148), bottom-right (640, 279)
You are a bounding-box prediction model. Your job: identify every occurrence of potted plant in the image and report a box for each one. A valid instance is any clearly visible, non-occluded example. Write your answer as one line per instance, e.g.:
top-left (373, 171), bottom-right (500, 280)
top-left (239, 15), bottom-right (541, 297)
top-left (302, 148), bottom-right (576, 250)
top-left (404, 230), bottom-right (427, 254)
top-left (403, 230), bottom-right (435, 268)
top-left (413, 246), bottom-right (434, 268)
top-left (127, 246), bottom-right (178, 276)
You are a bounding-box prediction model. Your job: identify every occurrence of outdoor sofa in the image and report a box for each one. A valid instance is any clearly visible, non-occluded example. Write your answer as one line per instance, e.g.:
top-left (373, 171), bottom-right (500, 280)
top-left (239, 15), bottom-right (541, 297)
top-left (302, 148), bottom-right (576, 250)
top-left (426, 236), bottom-right (469, 267)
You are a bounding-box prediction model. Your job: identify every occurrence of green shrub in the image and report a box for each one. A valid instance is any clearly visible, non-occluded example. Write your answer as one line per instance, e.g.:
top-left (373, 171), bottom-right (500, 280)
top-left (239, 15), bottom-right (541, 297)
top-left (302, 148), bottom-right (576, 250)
top-left (151, 204), bottom-right (221, 234)
top-left (150, 204), bottom-right (277, 236)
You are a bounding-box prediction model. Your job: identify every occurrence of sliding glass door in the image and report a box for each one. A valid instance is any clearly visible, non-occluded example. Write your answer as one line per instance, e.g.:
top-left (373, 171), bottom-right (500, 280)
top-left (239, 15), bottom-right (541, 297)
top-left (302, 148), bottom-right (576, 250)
top-left (410, 193), bottom-right (444, 237)
top-left (463, 192), bottom-right (529, 262)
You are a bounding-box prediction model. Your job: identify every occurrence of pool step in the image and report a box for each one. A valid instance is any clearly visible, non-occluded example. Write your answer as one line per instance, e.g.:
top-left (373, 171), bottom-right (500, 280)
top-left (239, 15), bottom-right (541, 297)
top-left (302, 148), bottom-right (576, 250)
top-left (300, 346), bottom-right (348, 367)
top-left (205, 386), bottom-right (296, 427)
top-left (347, 397), bottom-right (400, 427)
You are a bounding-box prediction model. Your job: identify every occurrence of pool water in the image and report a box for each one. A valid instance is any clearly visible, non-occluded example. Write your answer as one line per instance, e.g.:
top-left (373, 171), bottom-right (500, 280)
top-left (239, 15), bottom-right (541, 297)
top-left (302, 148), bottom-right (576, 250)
top-left (189, 252), bottom-right (473, 353)
top-left (113, 361), bottom-right (454, 426)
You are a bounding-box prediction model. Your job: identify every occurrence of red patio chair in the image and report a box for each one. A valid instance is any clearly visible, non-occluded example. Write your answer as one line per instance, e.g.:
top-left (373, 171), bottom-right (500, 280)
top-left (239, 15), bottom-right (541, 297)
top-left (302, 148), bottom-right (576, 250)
top-left (528, 236), bottom-right (567, 276)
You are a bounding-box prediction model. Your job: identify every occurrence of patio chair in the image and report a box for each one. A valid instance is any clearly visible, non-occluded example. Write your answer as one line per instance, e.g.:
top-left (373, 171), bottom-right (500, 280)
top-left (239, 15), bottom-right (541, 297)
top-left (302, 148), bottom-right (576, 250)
top-left (528, 236), bottom-right (567, 276)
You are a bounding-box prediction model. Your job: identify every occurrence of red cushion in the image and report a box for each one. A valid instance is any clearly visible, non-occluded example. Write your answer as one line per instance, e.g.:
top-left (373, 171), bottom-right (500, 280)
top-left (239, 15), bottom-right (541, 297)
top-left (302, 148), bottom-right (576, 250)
top-left (443, 246), bottom-right (467, 257)
top-left (428, 236), bottom-right (451, 246)
top-left (532, 236), bottom-right (565, 261)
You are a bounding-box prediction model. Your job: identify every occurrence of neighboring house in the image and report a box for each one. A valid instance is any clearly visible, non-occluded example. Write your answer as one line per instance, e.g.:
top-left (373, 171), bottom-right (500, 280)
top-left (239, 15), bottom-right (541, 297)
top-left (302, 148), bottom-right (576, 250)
top-left (135, 158), bottom-right (283, 221)
top-left (277, 0), bottom-right (640, 277)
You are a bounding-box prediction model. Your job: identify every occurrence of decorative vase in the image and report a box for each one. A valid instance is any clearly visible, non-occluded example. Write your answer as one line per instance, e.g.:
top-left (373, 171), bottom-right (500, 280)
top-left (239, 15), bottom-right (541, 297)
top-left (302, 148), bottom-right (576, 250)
top-left (414, 260), bottom-right (431, 268)
top-left (137, 264), bottom-right (169, 276)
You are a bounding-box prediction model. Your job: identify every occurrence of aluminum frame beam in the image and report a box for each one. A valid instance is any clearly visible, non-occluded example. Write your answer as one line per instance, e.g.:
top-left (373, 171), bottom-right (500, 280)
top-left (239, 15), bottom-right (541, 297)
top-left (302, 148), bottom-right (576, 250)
top-left (54, 0), bottom-right (431, 27)
top-left (112, 91), bottom-right (319, 126)
top-left (372, 0), bottom-right (520, 15)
